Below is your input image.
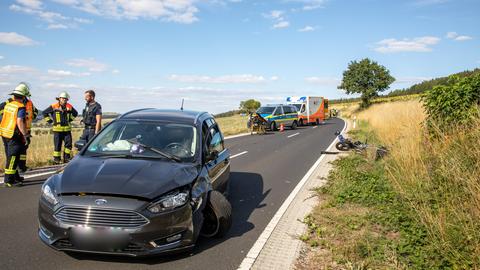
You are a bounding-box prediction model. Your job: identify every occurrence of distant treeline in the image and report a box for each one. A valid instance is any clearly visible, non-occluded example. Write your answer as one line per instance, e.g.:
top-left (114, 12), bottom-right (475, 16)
top-left (331, 68), bottom-right (480, 104)
top-left (214, 110), bottom-right (242, 118)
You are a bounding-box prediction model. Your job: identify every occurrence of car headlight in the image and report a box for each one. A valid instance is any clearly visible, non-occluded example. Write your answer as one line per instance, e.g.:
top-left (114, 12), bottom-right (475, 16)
top-left (148, 190), bottom-right (189, 213)
top-left (41, 183), bottom-right (59, 206)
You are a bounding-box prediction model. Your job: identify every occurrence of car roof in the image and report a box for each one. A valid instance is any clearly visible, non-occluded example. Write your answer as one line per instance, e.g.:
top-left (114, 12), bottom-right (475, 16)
top-left (118, 109), bottom-right (211, 125)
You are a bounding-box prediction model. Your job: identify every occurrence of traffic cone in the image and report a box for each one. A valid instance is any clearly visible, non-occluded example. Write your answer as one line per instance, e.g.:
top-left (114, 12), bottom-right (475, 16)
top-left (280, 123), bottom-right (285, 132)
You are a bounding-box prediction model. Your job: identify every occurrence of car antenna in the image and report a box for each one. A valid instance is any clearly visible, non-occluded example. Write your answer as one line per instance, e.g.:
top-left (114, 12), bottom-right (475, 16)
top-left (180, 98), bottom-right (184, 111)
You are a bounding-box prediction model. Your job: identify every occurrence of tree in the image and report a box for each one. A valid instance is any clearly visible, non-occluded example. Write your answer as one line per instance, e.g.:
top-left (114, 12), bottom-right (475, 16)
top-left (338, 58), bottom-right (395, 108)
top-left (239, 99), bottom-right (261, 113)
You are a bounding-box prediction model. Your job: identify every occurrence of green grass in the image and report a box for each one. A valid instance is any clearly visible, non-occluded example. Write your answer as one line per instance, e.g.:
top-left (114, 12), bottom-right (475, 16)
top-left (298, 123), bottom-right (450, 269)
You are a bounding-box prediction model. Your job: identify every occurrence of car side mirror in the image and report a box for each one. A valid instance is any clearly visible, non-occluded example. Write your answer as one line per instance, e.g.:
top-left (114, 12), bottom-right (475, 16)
top-left (74, 140), bottom-right (87, 151)
top-left (206, 150), bottom-right (219, 162)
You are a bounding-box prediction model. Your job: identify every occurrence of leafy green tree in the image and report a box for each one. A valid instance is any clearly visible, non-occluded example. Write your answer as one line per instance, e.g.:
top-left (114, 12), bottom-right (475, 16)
top-left (338, 58), bottom-right (395, 108)
top-left (422, 73), bottom-right (480, 132)
top-left (240, 99), bottom-right (261, 113)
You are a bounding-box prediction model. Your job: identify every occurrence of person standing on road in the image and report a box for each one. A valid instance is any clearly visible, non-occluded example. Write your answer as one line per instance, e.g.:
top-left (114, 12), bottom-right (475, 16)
top-left (0, 84), bottom-right (30, 187)
top-left (43, 92), bottom-right (78, 164)
top-left (0, 83), bottom-right (38, 172)
top-left (81, 89), bottom-right (102, 143)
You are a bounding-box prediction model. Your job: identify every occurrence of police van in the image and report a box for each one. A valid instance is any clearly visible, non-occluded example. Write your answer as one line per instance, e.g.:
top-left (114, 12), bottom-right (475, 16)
top-left (256, 104), bottom-right (299, 131)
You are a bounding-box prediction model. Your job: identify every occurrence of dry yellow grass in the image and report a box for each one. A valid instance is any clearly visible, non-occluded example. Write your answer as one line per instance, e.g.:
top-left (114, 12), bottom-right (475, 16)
top-left (348, 99), bottom-right (480, 266)
top-left (216, 114), bottom-right (249, 136)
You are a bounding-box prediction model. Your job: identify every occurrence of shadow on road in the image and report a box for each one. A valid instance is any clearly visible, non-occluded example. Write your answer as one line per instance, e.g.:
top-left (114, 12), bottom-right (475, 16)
top-left (65, 171), bottom-right (268, 265)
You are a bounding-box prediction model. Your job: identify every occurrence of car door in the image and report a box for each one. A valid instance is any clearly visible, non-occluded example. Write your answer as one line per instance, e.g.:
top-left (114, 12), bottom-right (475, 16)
top-left (282, 106), bottom-right (293, 126)
top-left (203, 120), bottom-right (230, 193)
top-left (273, 106), bottom-right (284, 125)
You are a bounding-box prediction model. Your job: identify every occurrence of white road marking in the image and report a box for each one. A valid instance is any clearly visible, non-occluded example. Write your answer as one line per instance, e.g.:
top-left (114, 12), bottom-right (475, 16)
top-left (224, 133), bottom-right (250, 140)
top-left (287, 132), bottom-right (300, 138)
top-left (237, 120), bottom-right (347, 270)
top-left (312, 126), bottom-right (318, 129)
top-left (231, 151), bottom-right (248, 159)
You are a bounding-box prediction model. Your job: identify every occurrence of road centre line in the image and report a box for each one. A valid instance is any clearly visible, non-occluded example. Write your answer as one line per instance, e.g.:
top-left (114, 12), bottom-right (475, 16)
top-left (287, 132), bottom-right (300, 138)
top-left (231, 151), bottom-right (248, 159)
top-left (237, 119), bottom-right (347, 270)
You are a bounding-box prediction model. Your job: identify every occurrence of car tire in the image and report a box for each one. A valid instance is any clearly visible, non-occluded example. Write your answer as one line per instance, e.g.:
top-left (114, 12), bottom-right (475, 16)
top-left (291, 121), bottom-right (297, 130)
top-left (270, 121), bottom-right (277, 131)
top-left (200, 190), bottom-right (232, 238)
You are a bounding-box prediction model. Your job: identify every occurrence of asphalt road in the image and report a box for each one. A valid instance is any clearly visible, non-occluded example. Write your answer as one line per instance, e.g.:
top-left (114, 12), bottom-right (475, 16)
top-left (0, 117), bottom-right (344, 270)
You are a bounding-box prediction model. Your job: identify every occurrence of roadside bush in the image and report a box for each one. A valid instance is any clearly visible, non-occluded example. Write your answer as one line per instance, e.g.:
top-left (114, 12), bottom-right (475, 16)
top-left (422, 74), bottom-right (480, 133)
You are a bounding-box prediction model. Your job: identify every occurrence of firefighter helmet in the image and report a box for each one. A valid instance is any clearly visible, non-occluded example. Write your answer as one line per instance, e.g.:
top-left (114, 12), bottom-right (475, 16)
top-left (58, 91), bottom-right (70, 99)
top-left (11, 82), bottom-right (31, 97)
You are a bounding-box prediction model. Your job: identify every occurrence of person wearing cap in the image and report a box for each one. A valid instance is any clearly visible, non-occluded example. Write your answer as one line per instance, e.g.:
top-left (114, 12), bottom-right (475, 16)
top-left (81, 89), bottom-right (102, 142)
top-left (0, 83), bottom-right (31, 187)
top-left (42, 92), bottom-right (78, 164)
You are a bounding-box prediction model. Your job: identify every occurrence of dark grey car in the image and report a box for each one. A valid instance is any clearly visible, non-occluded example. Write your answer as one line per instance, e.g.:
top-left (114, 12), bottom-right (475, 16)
top-left (38, 109), bottom-right (232, 256)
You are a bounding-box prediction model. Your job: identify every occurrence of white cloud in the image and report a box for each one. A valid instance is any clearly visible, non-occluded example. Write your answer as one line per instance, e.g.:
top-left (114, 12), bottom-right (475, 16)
top-left (298, 25), bottom-right (315, 32)
top-left (0, 82), bottom-right (13, 86)
top-left (10, 0), bottom-right (91, 30)
top-left (286, 0), bottom-right (327, 10)
top-left (273, 21), bottom-right (290, 29)
top-left (66, 58), bottom-right (108, 72)
top-left (47, 23), bottom-right (68, 29)
top-left (0, 32), bottom-right (38, 46)
top-left (112, 69), bottom-right (120, 74)
top-left (374, 36), bottom-right (440, 53)
top-left (47, 69), bottom-right (91, 77)
top-left (305, 76), bottom-right (340, 85)
top-left (168, 74), bottom-right (278, 84)
top-left (454, 35), bottom-right (473, 41)
top-left (270, 76), bottom-right (279, 81)
top-left (0, 56), bottom-right (4, 60)
top-left (264, 10), bottom-right (284, 20)
top-left (52, 0), bottom-right (200, 24)
top-left (44, 82), bottom-right (81, 89)
top-left (0, 65), bottom-right (36, 74)
top-left (16, 0), bottom-right (42, 9)
top-left (446, 32), bottom-right (473, 41)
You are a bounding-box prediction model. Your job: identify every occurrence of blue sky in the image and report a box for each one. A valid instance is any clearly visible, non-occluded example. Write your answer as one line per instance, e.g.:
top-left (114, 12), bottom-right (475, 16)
top-left (0, 0), bottom-right (479, 114)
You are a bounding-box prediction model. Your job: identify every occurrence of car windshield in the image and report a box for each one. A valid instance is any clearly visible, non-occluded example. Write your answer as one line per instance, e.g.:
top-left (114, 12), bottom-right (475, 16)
top-left (257, 106), bottom-right (275, 114)
top-left (85, 121), bottom-right (198, 162)
top-left (293, 104), bottom-right (302, 111)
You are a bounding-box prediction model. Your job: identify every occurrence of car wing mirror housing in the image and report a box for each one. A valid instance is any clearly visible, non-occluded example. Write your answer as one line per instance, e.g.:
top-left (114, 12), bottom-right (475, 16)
top-left (75, 140), bottom-right (87, 151)
top-left (206, 149), bottom-right (219, 162)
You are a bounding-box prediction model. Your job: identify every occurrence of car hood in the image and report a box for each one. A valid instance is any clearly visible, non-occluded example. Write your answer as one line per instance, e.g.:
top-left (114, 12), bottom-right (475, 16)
top-left (259, 113), bottom-right (272, 118)
top-left (56, 156), bottom-right (200, 200)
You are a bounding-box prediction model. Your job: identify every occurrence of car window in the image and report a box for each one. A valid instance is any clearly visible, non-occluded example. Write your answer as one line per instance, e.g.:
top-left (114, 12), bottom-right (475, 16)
top-left (282, 106), bottom-right (290, 114)
top-left (257, 106), bottom-right (275, 114)
top-left (274, 106), bottom-right (283, 115)
top-left (208, 125), bottom-right (224, 153)
top-left (85, 121), bottom-right (198, 161)
top-left (324, 100), bottom-right (328, 109)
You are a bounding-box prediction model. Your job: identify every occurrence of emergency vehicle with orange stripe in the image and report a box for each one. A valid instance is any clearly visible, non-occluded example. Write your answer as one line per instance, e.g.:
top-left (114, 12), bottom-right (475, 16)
top-left (286, 96), bottom-right (329, 126)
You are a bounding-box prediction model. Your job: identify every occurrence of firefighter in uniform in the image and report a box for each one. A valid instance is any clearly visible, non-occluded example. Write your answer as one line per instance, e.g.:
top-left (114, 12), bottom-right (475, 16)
top-left (43, 92), bottom-right (78, 164)
top-left (0, 84), bottom-right (30, 187)
top-left (81, 89), bottom-right (102, 142)
top-left (0, 85), bottom-right (38, 172)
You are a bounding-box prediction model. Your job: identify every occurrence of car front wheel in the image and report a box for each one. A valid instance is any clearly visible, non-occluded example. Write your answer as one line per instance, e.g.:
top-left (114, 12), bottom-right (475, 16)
top-left (200, 191), bottom-right (232, 238)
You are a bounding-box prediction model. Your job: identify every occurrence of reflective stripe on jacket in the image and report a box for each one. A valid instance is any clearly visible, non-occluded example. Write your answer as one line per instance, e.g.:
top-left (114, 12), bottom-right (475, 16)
top-left (44, 103), bottom-right (77, 132)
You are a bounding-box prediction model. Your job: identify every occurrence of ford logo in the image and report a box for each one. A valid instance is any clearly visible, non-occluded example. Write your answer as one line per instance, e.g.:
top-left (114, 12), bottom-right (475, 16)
top-left (95, 199), bottom-right (107, 205)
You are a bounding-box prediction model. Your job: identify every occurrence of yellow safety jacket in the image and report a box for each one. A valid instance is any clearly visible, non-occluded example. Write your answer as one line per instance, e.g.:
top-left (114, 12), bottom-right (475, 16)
top-left (0, 100), bottom-right (25, 139)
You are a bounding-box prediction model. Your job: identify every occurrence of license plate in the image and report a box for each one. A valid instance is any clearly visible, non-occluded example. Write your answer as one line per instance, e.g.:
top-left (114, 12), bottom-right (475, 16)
top-left (70, 226), bottom-right (129, 251)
